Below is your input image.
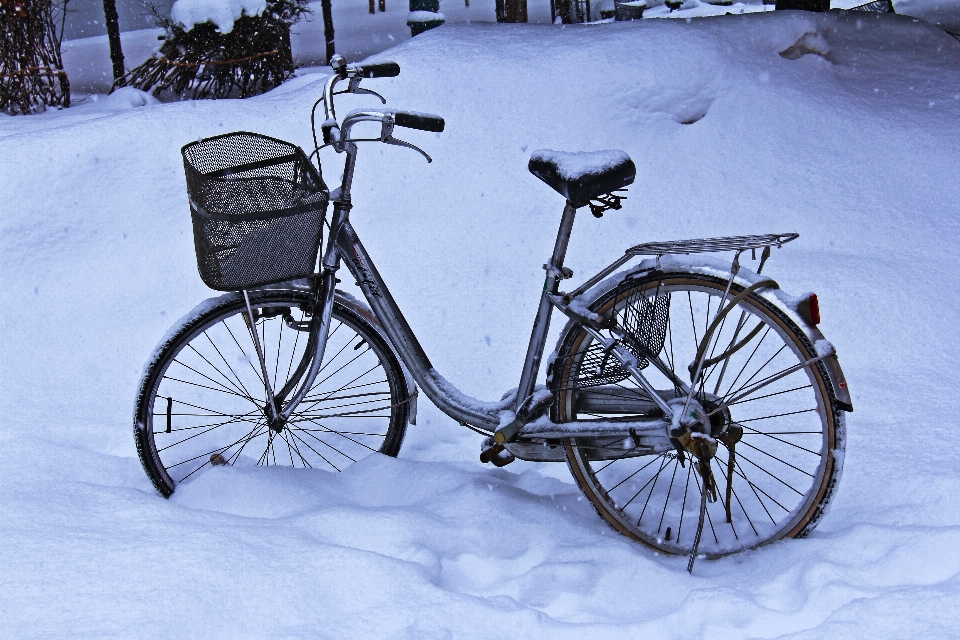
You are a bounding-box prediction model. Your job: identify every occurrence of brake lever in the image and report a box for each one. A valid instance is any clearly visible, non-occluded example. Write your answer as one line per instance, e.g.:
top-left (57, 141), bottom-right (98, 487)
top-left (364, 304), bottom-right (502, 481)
top-left (383, 136), bottom-right (433, 163)
top-left (354, 87), bottom-right (386, 104)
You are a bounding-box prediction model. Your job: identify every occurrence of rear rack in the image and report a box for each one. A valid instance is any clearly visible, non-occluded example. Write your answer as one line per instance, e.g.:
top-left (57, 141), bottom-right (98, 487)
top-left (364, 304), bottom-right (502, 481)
top-left (567, 233), bottom-right (798, 301)
top-left (626, 233), bottom-right (798, 256)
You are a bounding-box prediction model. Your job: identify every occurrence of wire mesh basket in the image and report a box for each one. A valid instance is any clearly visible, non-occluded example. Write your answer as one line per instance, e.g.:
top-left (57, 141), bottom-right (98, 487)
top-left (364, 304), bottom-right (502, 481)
top-left (182, 132), bottom-right (329, 291)
top-left (570, 281), bottom-right (671, 388)
top-left (847, 0), bottom-right (894, 12)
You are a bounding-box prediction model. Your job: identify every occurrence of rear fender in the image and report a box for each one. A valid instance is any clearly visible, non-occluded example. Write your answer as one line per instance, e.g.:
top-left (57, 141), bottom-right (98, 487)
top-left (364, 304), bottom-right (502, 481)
top-left (558, 254), bottom-right (852, 412)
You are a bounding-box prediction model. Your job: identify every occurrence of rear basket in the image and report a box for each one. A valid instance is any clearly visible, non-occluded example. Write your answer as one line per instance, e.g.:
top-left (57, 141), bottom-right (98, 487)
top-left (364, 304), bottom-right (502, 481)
top-left (182, 132), bottom-right (329, 291)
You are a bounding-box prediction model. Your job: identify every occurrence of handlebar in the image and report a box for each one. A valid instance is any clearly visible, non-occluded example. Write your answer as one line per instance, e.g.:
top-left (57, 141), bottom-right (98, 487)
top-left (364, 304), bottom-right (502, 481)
top-left (394, 111), bottom-right (445, 133)
top-left (357, 61), bottom-right (400, 78)
top-left (311, 55), bottom-right (443, 162)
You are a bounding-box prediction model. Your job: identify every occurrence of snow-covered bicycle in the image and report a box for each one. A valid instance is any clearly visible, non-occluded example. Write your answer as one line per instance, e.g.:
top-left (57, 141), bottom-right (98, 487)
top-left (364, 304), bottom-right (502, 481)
top-left (134, 56), bottom-right (853, 569)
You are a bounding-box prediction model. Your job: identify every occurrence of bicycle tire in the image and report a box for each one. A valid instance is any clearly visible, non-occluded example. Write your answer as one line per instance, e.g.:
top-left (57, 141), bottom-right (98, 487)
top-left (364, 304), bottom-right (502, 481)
top-left (134, 289), bottom-right (409, 497)
top-left (551, 272), bottom-right (844, 557)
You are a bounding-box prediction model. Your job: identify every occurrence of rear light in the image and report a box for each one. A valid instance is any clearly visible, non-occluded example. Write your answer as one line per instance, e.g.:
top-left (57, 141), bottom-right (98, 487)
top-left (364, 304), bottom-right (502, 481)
top-left (808, 294), bottom-right (820, 324)
top-left (798, 293), bottom-right (820, 325)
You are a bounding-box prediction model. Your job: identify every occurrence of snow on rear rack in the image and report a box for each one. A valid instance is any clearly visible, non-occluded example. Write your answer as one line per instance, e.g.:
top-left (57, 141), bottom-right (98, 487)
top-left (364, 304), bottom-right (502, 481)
top-left (625, 233), bottom-right (799, 256)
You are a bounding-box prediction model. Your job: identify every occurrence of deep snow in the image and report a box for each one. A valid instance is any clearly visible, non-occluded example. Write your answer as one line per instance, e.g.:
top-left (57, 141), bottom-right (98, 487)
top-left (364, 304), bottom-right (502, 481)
top-left (3, 10), bottom-right (960, 638)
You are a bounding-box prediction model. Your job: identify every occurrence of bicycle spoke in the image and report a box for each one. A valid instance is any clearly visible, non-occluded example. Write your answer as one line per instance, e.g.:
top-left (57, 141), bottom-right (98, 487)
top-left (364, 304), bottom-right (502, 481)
top-left (204, 330), bottom-right (257, 401)
top-left (736, 438), bottom-right (814, 479)
top-left (291, 414), bottom-right (379, 455)
top-left (733, 460), bottom-right (790, 516)
top-left (676, 462), bottom-right (694, 543)
top-left (165, 374), bottom-right (256, 401)
top-left (287, 429), bottom-right (341, 471)
top-left (722, 343), bottom-right (787, 404)
top-left (186, 342), bottom-right (251, 400)
top-left (603, 453), bottom-right (665, 494)
top-left (734, 451), bottom-right (805, 501)
top-left (636, 456), bottom-right (672, 524)
top-left (158, 413), bottom-right (259, 453)
top-left (169, 420), bottom-right (266, 472)
top-left (657, 459), bottom-right (681, 534)
top-left (223, 319), bottom-right (267, 388)
top-left (727, 383), bottom-right (811, 406)
top-left (719, 327), bottom-right (770, 401)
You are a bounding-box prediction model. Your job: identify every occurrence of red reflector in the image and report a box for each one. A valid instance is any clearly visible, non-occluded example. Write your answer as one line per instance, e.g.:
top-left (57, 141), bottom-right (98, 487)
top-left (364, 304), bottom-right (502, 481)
top-left (808, 294), bottom-right (820, 325)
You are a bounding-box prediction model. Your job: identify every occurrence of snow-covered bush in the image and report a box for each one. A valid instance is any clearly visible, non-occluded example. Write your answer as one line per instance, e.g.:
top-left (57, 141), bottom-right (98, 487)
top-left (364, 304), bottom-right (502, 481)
top-left (0, 0), bottom-right (70, 114)
top-left (118, 0), bottom-right (309, 100)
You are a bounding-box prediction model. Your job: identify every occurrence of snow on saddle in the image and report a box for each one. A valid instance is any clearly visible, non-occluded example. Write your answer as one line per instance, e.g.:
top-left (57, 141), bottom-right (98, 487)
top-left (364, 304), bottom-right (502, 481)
top-left (528, 149), bottom-right (636, 209)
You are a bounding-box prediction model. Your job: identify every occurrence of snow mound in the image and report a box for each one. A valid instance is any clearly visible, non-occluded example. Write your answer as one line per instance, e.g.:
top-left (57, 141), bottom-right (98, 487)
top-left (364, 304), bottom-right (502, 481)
top-left (171, 0), bottom-right (268, 33)
top-left (101, 87), bottom-right (161, 110)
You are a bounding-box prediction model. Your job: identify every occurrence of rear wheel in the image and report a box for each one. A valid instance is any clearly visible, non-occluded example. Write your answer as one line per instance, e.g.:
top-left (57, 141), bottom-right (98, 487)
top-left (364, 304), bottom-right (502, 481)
top-left (552, 272), bottom-right (844, 557)
top-left (134, 290), bottom-right (409, 497)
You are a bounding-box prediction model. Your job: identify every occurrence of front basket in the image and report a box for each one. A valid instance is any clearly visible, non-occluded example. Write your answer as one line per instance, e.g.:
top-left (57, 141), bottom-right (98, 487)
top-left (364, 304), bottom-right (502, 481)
top-left (182, 132), bottom-right (329, 292)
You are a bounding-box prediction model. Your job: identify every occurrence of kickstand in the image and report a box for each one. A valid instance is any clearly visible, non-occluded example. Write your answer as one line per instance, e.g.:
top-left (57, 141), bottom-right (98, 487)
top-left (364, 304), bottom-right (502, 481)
top-left (687, 480), bottom-right (708, 574)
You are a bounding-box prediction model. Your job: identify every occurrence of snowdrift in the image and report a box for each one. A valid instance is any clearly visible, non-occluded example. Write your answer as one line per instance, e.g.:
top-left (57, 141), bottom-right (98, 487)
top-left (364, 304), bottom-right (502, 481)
top-left (2, 11), bottom-right (960, 637)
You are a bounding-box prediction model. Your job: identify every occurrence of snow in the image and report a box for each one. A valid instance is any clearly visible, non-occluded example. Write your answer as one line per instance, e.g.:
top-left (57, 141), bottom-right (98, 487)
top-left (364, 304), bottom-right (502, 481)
top-left (170, 0), bottom-right (268, 33)
top-left (530, 148), bottom-right (632, 181)
top-left (409, 10), bottom-right (447, 22)
top-left (4, 10), bottom-right (960, 637)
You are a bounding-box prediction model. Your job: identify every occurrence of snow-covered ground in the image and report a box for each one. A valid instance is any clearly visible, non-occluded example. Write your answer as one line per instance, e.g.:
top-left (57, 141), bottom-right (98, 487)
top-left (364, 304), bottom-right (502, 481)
top-left (57, 0), bottom-right (960, 95)
top-left (3, 10), bottom-right (960, 637)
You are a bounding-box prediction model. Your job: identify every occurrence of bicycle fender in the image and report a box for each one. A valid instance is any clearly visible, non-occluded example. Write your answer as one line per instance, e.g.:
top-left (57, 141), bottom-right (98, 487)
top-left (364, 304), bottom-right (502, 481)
top-left (559, 254), bottom-right (852, 412)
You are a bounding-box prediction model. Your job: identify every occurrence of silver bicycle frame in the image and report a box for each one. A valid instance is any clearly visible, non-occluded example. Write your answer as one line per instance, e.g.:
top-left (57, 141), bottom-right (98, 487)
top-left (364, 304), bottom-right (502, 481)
top-left (299, 147), bottom-right (670, 436)
top-left (278, 69), bottom-right (681, 441)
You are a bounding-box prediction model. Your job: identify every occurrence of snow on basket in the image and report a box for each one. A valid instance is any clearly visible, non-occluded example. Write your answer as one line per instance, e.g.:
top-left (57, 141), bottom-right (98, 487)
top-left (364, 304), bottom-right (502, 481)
top-left (181, 132), bottom-right (329, 292)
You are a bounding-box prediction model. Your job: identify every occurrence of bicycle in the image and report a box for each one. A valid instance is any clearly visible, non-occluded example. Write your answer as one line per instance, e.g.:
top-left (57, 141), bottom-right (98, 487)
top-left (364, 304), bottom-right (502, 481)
top-left (134, 55), bottom-right (853, 570)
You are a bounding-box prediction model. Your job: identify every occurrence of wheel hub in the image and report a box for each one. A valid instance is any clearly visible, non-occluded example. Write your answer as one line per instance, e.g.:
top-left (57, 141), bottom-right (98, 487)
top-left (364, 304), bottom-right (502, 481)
top-left (263, 405), bottom-right (286, 433)
top-left (667, 397), bottom-right (710, 439)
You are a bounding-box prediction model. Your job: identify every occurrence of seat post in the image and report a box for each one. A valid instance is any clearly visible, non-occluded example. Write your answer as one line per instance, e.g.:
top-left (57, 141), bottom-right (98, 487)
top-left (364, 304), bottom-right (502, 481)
top-left (512, 201), bottom-right (577, 416)
top-left (549, 201), bottom-right (578, 277)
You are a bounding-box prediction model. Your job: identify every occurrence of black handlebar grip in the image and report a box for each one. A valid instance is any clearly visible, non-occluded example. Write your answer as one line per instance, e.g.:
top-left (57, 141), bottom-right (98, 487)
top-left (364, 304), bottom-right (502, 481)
top-left (359, 61), bottom-right (400, 78)
top-left (394, 111), bottom-right (445, 133)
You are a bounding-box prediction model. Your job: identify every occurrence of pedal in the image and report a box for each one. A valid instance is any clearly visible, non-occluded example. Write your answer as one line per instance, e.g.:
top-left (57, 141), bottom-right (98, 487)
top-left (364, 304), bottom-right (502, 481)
top-left (480, 437), bottom-right (516, 467)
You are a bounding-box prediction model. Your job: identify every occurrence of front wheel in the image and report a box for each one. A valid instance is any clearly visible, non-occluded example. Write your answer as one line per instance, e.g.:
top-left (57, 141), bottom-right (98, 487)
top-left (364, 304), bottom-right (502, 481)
top-left (134, 290), bottom-right (410, 497)
top-left (551, 271), bottom-right (845, 557)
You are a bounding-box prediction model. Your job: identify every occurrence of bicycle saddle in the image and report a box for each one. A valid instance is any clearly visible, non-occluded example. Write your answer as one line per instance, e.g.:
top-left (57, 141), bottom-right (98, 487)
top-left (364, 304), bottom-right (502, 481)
top-left (528, 149), bottom-right (636, 209)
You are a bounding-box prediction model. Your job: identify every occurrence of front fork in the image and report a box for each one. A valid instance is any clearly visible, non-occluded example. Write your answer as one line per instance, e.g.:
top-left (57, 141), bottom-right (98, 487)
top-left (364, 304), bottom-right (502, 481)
top-left (264, 204), bottom-right (348, 422)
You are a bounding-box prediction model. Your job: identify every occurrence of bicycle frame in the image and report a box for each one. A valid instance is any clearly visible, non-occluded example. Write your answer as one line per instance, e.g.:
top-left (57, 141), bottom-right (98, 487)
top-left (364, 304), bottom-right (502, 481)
top-left (285, 139), bottom-right (679, 443)
top-left (261, 63), bottom-right (848, 453)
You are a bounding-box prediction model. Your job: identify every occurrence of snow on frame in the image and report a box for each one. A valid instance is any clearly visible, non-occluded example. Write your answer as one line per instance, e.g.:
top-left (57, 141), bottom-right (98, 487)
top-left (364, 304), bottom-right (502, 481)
top-left (3, 10), bottom-right (960, 639)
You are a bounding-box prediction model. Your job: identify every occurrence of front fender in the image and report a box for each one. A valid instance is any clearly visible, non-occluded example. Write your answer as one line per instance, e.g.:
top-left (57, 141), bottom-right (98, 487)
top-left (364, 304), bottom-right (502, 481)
top-left (253, 278), bottom-right (419, 424)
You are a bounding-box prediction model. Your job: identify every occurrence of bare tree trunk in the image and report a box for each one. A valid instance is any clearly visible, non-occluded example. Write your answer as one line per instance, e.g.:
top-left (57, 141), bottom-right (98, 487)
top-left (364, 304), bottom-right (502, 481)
top-left (321, 0), bottom-right (335, 63)
top-left (498, 0), bottom-right (527, 21)
top-left (102, 0), bottom-right (124, 80)
top-left (506, 0), bottom-right (527, 21)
